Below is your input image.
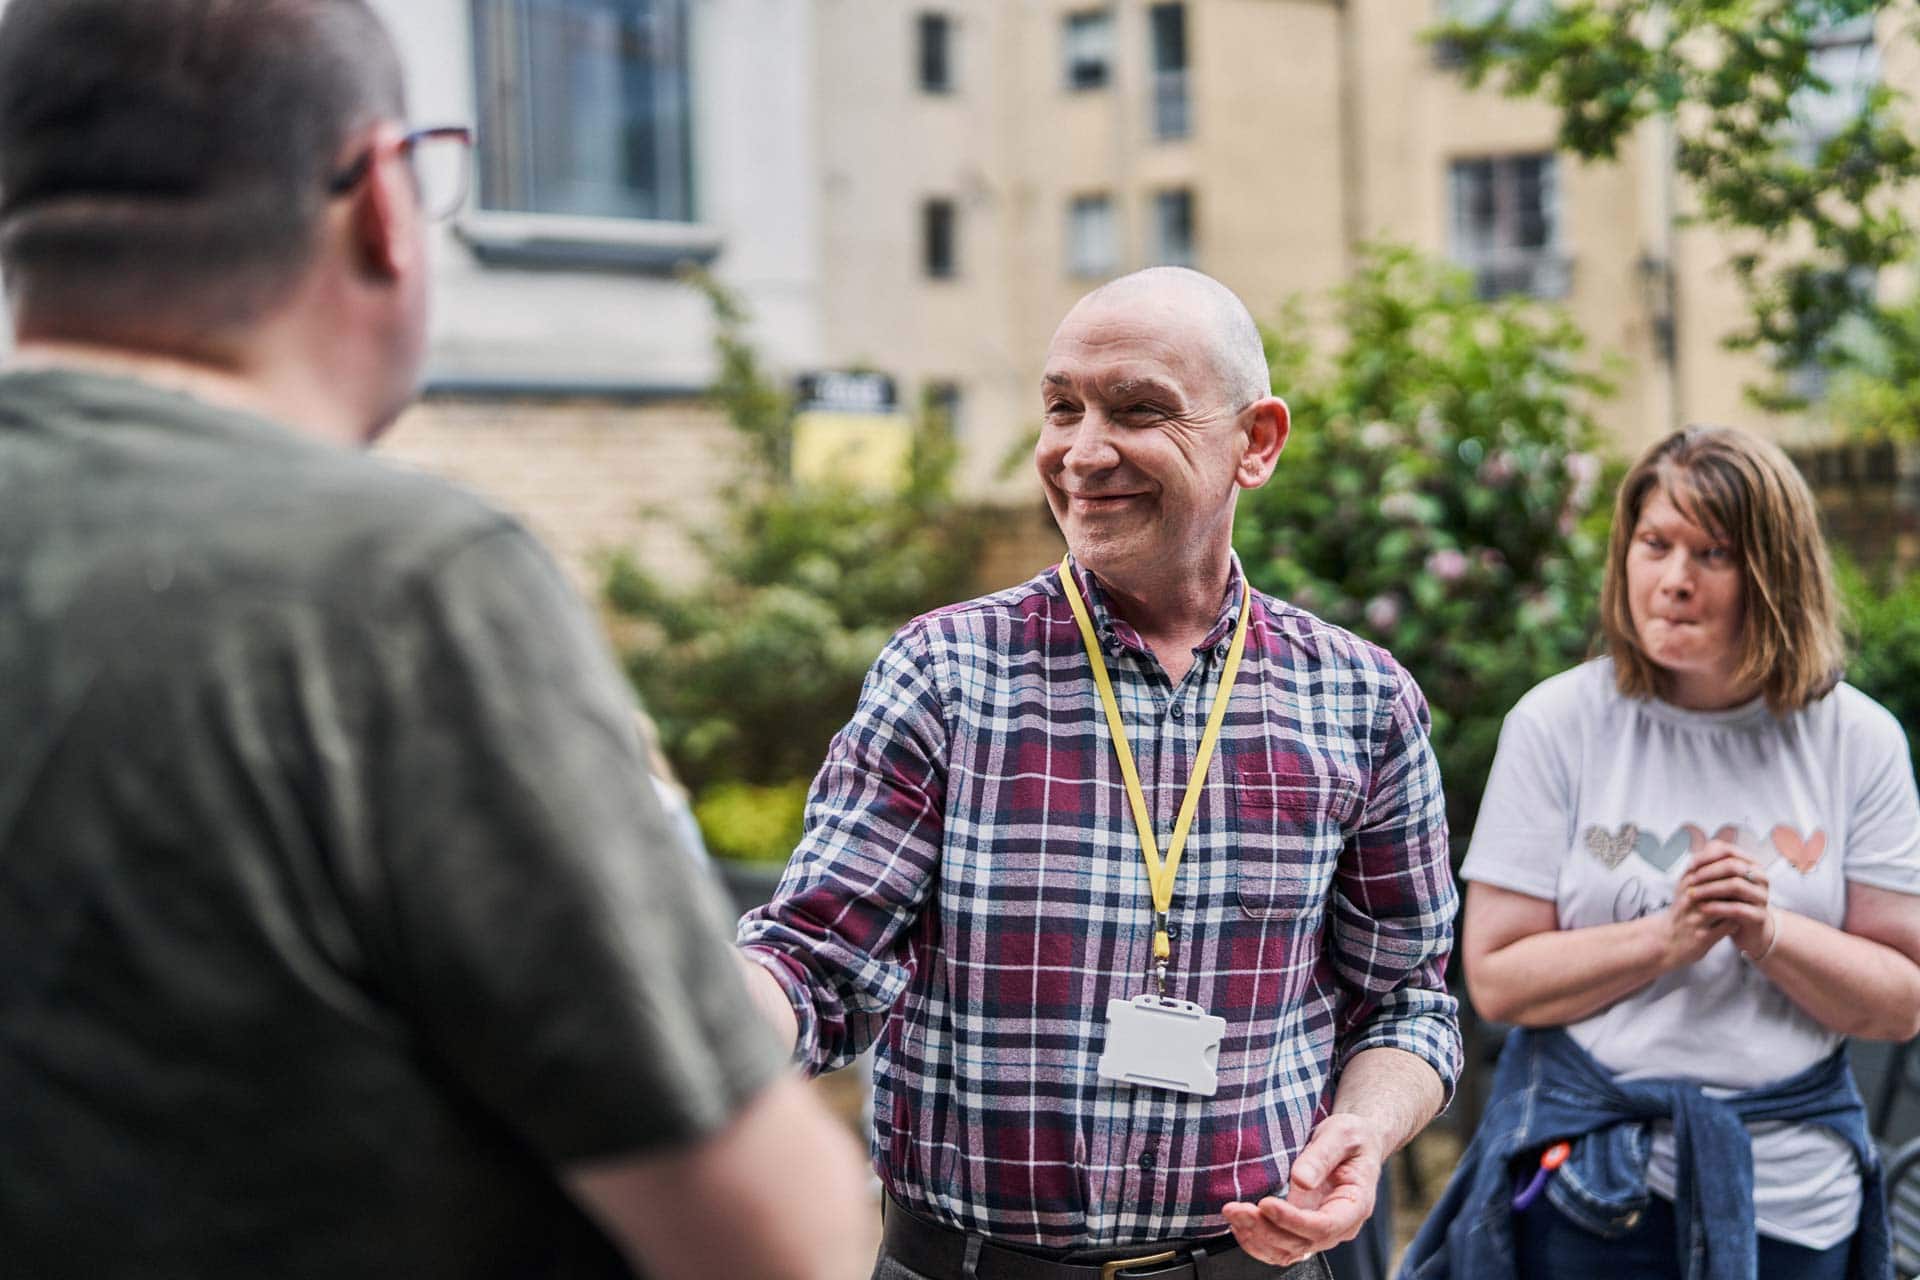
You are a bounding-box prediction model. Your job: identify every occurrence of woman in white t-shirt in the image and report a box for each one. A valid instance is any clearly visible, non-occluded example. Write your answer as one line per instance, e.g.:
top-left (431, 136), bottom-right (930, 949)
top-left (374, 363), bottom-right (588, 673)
top-left (1436, 426), bottom-right (1920, 1279)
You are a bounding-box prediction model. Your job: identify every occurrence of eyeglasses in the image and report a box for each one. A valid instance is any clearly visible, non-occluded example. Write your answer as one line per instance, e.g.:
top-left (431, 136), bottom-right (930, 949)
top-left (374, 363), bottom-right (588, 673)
top-left (328, 125), bottom-right (475, 223)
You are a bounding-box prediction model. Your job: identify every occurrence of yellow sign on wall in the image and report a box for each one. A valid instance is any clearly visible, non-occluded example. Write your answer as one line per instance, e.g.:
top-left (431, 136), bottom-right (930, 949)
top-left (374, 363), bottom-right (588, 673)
top-left (791, 410), bottom-right (913, 493)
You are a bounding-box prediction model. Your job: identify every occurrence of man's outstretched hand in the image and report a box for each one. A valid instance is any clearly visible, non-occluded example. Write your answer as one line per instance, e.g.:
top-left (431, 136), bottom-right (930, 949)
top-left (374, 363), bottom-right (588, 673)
top-left (1220, 1112), bottom-right (1384, 1268)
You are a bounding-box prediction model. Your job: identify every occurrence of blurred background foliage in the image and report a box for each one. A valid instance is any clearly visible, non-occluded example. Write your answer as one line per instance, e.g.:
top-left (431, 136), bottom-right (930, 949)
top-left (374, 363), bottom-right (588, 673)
top-left (1842, 559), bottom-right (1920, 782)
top-left (1432, 0), bottom-right (1920, 422)
top-left (604, 276), bottom-right (985, 861)
top-left (1238, 246), bottom-right (1615, 853)
top-left (612, 252), bottom-right (1920, 867)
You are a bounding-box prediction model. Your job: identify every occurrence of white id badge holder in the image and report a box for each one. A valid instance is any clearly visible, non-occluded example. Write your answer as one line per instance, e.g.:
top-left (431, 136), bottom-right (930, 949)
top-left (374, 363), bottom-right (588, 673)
top-left (1097, 994), bottom-right (1227, 1097)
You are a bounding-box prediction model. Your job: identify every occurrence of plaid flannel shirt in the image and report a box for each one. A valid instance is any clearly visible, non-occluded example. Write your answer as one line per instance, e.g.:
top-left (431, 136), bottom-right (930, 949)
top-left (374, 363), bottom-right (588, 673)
top-left (739, 556), bottom-right (1461, 1249)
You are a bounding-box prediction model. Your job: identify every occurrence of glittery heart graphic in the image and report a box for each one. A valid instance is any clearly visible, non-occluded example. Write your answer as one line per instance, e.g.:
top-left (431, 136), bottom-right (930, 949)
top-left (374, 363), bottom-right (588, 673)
top-left (1584, 823), bottom-right (1638, 870)
top-left (1769, 826), bottom-right (1829, 874)
top-left (1634, 825), bottom-right (1703, 874)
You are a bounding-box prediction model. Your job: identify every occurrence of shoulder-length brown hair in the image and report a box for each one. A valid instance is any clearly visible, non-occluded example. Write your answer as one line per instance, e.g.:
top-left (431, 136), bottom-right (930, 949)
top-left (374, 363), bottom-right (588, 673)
top-left (1599, 425), bottom-right (1844, 714)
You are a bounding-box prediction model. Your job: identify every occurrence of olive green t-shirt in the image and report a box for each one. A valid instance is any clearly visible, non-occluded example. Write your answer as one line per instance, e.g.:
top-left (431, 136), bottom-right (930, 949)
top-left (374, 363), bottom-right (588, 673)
top-left (0, 369), bottom-right (783, 1277)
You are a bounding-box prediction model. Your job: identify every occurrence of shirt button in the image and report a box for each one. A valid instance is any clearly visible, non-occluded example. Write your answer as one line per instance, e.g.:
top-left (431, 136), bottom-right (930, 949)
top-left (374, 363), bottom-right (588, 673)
top-left (1169, 703), bottom-right (1185, 720)
top-left (1139, 1152), bottom-right (1157, 1172)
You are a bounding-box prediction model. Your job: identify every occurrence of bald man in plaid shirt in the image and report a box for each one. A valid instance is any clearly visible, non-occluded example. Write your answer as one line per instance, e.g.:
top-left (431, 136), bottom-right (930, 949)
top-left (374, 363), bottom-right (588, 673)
top-left (739, 268), bottom-right (1462, 1280)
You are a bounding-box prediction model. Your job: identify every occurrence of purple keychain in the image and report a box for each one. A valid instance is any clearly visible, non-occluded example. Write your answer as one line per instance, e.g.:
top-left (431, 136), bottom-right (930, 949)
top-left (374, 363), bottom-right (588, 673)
top-left (1511, 1141), bottom-right (1572, 1211)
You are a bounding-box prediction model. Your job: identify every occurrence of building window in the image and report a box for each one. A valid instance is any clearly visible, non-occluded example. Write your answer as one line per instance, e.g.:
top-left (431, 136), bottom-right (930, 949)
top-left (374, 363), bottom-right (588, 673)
top-left (1149, 4), bottom-right (1189, 139)
top-left (471, 0), bottom-right (694, 222)
top-left (1067, 195), bottom-right (1118, 278)
top-left (918, 12), bottom-right (955, 94)
top-left (1434, 0), bottom-right (1552, 23)
top-left (1787, 16), bottom-right (1877, 164)
top-left (1448, 153), bottom-right (1568, 299)
top-left (924, 198), bottom-right (958, 279)
top-left (1787, 265), bottom-right (1877, 402)
top-left (1063, 10), bottom-right (1115, 91)
top-left (1151, 189), bottom-right (1195, 267)
top-left (1432, 0), bottom-right (1551, 65)
top-left (924, 380), bottom-right (964, 437)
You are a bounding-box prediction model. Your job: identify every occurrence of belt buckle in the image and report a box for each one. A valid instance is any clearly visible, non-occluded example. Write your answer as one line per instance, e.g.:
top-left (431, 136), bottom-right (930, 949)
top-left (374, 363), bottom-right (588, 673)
top-left (1099, 1250), bottom-right (1178, 1280)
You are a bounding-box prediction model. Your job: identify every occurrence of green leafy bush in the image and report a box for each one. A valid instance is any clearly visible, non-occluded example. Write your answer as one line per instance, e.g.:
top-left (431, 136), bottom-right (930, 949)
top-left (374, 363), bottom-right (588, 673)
top-left (1840, 561), bottom-right (1920, 780)
top-left (606, 276), bottom-right (986, 850)
top-left (1238, 247), bottom-right (1617, 853)
top-left (693, 779), bottom-right (812, 864)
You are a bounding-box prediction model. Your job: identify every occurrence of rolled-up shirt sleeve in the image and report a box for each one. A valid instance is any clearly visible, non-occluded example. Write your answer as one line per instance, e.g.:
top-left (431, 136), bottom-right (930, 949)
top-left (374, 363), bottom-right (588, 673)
top-left (1328, 669), bottom-right (1462, 1103)
top-left (738, 624), bottom-right (948, 1075)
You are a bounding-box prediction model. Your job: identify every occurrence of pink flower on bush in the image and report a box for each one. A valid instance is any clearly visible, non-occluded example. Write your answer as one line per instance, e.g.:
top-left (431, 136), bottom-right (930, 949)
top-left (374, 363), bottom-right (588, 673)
top-left (1425, 549), bottom-right (1469, 582)
top-left (1564, 451), bottom-right (1601, 511)
top-left (1364, 594), bottom-right (1402, 632)
top-left (1478, 450), bottom-right (1517, 485)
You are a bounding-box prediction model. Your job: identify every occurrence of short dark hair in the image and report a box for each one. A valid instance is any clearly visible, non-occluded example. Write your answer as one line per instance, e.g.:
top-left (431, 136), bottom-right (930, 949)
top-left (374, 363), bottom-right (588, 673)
top-left (0, 0), bottom-right (405, 342)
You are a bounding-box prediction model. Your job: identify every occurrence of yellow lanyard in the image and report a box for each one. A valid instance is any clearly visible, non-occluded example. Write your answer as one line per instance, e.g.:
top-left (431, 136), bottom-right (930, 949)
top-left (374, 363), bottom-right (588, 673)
top-left (1057, 556), bottom-right (1251, 993)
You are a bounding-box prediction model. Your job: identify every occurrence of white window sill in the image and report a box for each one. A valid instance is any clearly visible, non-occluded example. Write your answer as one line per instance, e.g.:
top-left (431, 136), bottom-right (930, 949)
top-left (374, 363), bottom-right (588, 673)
top-left (454, 211), bottom-right (725, 273)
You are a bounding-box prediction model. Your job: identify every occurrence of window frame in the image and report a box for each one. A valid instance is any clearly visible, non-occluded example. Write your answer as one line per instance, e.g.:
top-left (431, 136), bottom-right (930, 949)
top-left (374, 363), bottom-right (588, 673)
top-left (917, 11), bottom-right (956, 95)
top-left (1148, 2), bottom-right (1189, 139)
top-left (923, 197), bottom-right (959, 280)
top-left (1447, 151), bottom-right (1569, 300)
top-left (1067, 192), bottom-right (1119, 279)
top-left (469, 0), bottom-right (697, 225)
top-left (1063, 9), bottom-right (1116, 92)
top-left (1151, 187), bottom-right (1195, 268)
top-left (1786, 16), bottom-right (1878, 165)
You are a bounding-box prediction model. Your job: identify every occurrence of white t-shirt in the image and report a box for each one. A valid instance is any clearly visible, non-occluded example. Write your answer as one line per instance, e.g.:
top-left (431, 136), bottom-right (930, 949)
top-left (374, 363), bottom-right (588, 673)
top-left (1461, 659), bottom-right (1920, 1249)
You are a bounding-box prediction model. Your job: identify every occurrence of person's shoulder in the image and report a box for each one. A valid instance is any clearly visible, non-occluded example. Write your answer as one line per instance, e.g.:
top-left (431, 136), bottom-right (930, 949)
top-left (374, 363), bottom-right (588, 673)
top-left (1507, 657), bottom-right (1616, 727)
top-left (298, 448), bottom-right (522, 569)
top-left (892, 564), bottom-right (1064, 649)
top-left (209, 430), bottom-right (539, 613)
top-left (1822, 681), bottom-right (1913, 752)
top-left (1249, 589), bottom-right (1414, 693)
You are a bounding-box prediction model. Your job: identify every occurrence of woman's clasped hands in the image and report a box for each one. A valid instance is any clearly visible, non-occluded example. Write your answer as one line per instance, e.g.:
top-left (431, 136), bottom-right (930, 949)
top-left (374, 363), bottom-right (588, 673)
top-left (1663, 840), bottom-right (1777, 967)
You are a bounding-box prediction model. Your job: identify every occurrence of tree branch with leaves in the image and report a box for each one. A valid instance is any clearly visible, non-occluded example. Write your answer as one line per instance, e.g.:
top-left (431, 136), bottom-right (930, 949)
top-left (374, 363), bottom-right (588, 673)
top-left (1437, 0), bottom-right (1920, 421)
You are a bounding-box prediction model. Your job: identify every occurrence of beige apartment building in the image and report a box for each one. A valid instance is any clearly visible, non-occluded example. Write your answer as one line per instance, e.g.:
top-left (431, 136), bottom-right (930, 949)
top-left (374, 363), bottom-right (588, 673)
top-left (817, 0), bottom-right (1886, 496)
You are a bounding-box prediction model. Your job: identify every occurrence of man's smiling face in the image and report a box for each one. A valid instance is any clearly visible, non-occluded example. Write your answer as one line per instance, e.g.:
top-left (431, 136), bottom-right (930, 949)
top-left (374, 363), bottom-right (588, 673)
top-left (1034, 292), bottom-right (1249, 592)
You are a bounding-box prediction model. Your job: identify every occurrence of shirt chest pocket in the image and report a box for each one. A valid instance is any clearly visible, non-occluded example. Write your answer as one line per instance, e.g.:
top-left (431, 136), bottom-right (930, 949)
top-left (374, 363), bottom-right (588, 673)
top-left (1231, 768), bottom-right (1356, 920)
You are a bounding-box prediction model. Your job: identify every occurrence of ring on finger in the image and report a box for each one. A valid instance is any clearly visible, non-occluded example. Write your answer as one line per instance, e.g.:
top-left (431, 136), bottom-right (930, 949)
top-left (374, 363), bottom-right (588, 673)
top-left (1742, 869), bottom-right (1760, 885)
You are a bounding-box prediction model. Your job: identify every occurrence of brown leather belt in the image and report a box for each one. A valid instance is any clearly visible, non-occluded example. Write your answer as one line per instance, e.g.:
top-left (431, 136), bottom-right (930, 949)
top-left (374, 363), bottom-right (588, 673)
top-left (880, 1194), bottom-right (1333, 1280)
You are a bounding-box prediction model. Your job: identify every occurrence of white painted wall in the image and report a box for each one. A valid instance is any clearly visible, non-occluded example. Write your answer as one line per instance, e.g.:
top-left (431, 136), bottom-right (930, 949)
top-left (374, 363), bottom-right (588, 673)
top-left (370, 0), bottom-right (824, 388)
top-left (0, 0), bottom-right (824, 380)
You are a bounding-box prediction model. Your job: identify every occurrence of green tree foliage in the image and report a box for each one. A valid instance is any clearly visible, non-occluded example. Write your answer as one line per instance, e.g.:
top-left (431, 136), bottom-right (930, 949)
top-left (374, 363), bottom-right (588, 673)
top-left (1824, 291), bottom-right (1920, 439)
top-left (1237, 247), bottom-right (1616, 851)
top-left (1434, 1), bottom-right (1920, 411)
top-left (1840, 559), bottom-right (1920, 778)
top-left (606, 277), bottom-right (986, 848)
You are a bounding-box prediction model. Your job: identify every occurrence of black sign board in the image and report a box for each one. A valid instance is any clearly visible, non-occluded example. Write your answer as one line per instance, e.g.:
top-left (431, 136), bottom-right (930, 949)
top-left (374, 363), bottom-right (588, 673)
top-left (795, 371), bottom-right (897, 414)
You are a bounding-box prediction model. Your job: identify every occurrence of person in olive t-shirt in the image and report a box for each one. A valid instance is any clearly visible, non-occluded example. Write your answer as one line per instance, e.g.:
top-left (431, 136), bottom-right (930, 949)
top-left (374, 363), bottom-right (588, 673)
top-left (0, 4), bottom-right (870, 1278)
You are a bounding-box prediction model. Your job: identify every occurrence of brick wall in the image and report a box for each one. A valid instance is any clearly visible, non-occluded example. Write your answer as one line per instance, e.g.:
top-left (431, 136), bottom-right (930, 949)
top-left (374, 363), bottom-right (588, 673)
top-left (375, 394), bottom-right (732, 594)
top-left (1791, 441), bottom-right (1920, 574)
top-left (378, 392), bottom-right (1069, 603)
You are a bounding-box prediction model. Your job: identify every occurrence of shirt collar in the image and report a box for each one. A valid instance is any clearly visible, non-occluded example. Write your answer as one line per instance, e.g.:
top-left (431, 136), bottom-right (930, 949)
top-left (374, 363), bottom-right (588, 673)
top-left (1064, 552), bottom-right (1249, 659)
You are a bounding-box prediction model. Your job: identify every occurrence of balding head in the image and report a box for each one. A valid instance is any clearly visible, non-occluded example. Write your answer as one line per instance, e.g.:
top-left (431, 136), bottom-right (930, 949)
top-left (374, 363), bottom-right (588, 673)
top-left (1035, 266), bottom-right (1289, 605)
top-left (1063, 267), bottom-right (1271, 411)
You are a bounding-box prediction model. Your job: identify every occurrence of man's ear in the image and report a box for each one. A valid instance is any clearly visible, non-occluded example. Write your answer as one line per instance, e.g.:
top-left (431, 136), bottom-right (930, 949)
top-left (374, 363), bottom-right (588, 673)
top-left (348, 124), bottom-right (419, 283)
top-left (1236, 395), bottom-right (1290, 489)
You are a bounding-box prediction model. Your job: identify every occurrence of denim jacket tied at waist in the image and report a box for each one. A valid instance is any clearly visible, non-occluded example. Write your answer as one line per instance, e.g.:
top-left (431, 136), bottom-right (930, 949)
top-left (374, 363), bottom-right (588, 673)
top-left (1399, 1026), bottom-right (1889, 1280)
